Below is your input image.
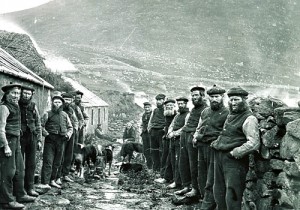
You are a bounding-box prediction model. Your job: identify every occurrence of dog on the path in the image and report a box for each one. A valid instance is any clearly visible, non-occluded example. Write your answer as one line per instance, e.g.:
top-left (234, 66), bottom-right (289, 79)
top-left (120, 142), bottom-right (143, 163)
top-left (102, 144), bottom-right (115, 176)
top-left (74, 144), bottom-right (105, 178)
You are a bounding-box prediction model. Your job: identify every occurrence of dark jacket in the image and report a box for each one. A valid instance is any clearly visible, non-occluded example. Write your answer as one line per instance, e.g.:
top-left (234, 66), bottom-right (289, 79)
top-left (41, 107), bottom-right (73, 138)
top-left (182, 104), bottom-right (207, 133)
top-left (149, 106), bottom-right (165, 129)
top-left (123, 127), bottom-right (136, 142)
top-left (141, 111), bottom-right (152, 134)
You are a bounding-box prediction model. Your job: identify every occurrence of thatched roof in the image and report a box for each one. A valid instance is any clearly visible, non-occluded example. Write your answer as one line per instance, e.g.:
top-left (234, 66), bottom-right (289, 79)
top-left (62, 76), bottom-right (108, 107)
top-left (0, 48), bottom-right (54, 89)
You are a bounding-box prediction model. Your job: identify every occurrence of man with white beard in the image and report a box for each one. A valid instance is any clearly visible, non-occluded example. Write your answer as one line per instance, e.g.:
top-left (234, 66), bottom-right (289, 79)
top-left (155, 98), bottom-right (176, 183)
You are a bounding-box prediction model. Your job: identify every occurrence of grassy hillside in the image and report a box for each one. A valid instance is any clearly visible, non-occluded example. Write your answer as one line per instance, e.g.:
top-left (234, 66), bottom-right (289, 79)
top-left (2, 0), bottom-right (300, 100)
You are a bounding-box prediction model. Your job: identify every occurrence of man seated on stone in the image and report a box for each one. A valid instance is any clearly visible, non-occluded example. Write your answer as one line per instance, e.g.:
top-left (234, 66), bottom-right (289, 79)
top-left (0, 83), bottom-right (36, 209)
top-left (122, 121), bottom-right (136, 143)
top-left (95, 123), bottom-right (112, 140)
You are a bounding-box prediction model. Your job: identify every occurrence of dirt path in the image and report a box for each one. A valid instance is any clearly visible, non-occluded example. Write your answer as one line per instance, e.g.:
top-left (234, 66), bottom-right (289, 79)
top-left (21, 143), bottom-right (201, 210)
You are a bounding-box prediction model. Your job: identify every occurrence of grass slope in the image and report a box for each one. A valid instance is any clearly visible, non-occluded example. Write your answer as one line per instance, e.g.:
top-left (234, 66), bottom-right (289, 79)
top-left (3, 0), bottom-right (300, 98)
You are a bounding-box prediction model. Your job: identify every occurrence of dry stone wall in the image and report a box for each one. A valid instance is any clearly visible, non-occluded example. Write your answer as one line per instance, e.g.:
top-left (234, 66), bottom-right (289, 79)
top-left (244, 97), bottom-right (300, 210)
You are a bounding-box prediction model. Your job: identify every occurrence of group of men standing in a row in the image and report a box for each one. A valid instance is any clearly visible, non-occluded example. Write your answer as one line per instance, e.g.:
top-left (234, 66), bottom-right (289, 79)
top-left (141, 85), bottom-right (260, 210)
top-left (0, 83), bottom-right (88, 209)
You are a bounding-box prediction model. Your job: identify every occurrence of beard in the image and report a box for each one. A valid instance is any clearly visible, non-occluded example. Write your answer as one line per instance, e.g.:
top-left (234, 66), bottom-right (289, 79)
top-left (164, 109), bottom-right (175, 116)
top-left (20, 97), bottom-right (31, 105)
top-left (210, 101), bottom-right (223, 111)
top-left (192, 97), bottom-right (203, 107)
top-left (178, 107), bottom-right (187, 113)
top-left (229, 100), bottom-right (248, 114)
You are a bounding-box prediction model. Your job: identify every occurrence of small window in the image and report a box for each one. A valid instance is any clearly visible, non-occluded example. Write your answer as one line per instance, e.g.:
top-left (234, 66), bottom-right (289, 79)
top-left (98, 108), bottom-right (101, 124)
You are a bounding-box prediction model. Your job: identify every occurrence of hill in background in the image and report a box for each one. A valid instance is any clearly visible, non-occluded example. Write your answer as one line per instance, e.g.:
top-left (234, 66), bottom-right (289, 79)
top-left (2, 0), bottom-right (300, 101)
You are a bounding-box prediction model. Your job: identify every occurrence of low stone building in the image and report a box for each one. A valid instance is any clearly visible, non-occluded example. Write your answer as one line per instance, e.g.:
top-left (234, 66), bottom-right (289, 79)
top-left (62, 76), bottom-right (109, 134)
top-left (0, 47), bottom-right (54, 114)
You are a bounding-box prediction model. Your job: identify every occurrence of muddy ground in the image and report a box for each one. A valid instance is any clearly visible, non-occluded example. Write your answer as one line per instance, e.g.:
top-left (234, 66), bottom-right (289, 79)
top-left (21, 142), bottom-right (201, 210)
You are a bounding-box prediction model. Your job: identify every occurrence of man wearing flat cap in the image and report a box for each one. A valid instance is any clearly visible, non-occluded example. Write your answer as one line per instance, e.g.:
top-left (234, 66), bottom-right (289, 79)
top-left (141, 102), bottom-right (152, 169)
top-left (147, 94), bottom-right (166, 173)
top-left (0, 83), bottom-right (36, 209)
top-left (155, 98), bottom-right (176, 184)
top-left (176, 86), bottom-right (207, 198)
top-left (193, 84), bottom-right (229, 209)
top-left (57, 93), bottom-right (79, 184)
top-left (73, 90), bottom-right (89, 144)
top-left (40, 95), bottom-right (73, 189)
top-left (211, 86), bottom-right (260, 210)
top-left (19, 85), bottom-right (42, 197)
top-left (166, 96), bottom-right (190, 189)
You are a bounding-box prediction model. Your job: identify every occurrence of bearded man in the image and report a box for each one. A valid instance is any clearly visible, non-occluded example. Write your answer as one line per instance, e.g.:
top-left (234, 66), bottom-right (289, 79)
top-left (155, 98), bottom-right (176, 183)
top-left (40, 95), bottom-right (73, 189)
top-left (141, 102), bottom-right (152, 169)
top-left (167, 97), bottom-right (190, 189)
top-left (56, 93), bottom-right (79, 184)
top-left (211, 86), bottom-right (260, 210)
top-left (19, 86), bottom-right (42, 197)
top-left (0, 83), bottom-right (36, 209)
top-left (147, 94), bottom-right (166, 173)
top-left (175, 86), bottom-right (207, 198)
top-left (193, 85), bottom-right (229, 209)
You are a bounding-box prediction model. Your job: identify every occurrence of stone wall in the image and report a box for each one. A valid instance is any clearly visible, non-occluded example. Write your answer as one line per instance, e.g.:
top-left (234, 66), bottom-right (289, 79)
top-left (244, 97), bottom-right (300, 210)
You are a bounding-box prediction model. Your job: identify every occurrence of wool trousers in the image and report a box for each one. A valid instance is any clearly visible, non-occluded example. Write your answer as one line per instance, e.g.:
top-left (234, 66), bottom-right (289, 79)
top-left (149, 128), bottom-right (164, 173)
top-left (20, 130), bottom-right (37, 191)
top-left (213, 150), bottom-right (249, 210)
top-left (41, 134), bottom-right (65, 184)
top-left (179, 131), bottom-right (198, 189)
top-left (141, 132), bottom-right (152, 169)
top-left (0, 135), bottom-right (26, 203)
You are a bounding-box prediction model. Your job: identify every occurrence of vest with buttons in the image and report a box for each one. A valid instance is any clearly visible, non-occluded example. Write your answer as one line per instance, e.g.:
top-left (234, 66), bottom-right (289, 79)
top-left (2, 101), bottom-right (21, 136)
top-left (197, 106), bottom-right (229, 144)
top-left (45, 109), bottom-right (68, 135)
top-left (173, 108), bottom-right (189, 131)
top-left (214, 109), bottom-right (253, 151)
top-left (19, 101), bottom-right (37, 133)
top-left (182, 104), bottom-right (207, 133)
top-left (150, 107), bottom-right (165, 129)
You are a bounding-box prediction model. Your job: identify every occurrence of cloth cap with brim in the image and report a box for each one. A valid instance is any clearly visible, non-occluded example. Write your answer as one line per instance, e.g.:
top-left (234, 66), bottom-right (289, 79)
top-left (143, 102), bottom-right (151, 106)
top-left (62, 92), bottom-right (74, 99)
top-left (1, 83), bottom-right (22, 92)
top-left (75, 90), bottom-right (84, 96)
top-left (52, 95), bottom-right (65, 103)
top-left (190, 86), bottom-right (205, 92)
top-left (155, 94), bottom-right (166, 100)
top-left (207, 84), bottom-right (226, 95)
top-left (164, 98), bottom-right (176, 105)
top-left (227, 86), bottom-right (248, 97)
top-left (21, 85), bottom-right (35, 92)
top-left (176, 97), bottom-right (189, 103)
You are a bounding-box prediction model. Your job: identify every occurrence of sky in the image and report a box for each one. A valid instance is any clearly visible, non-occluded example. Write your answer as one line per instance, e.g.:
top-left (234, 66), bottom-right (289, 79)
top-left (0, 0), bottom-right (52, 14)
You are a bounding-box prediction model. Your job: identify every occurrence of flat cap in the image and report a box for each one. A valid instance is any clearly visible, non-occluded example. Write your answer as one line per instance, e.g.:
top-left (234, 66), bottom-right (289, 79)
top-left (207, 84), bottom-right (226, 95)
top-left (176, 97), bottom-right (189, 103)
top-left (75, 90), bottom-right (84, 96)
top-left (190, 86), bottom-right (205, 92)
top-left (1, 82), bottom-right (22, 92)
top-left (227, 86), bottom-right (248, 97)
top-left (155, 94), bottom-right (166, 100)
top-left (164, 98), bottom-right (176, 105)
top-left (143, 102), bottom-right (151, 106)
top-left (62, 92), bottom-right (74, 98)
top-left (52, 95), bottom-right (65, 103)
top-left (21, 85), bottom-right (35, 92)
